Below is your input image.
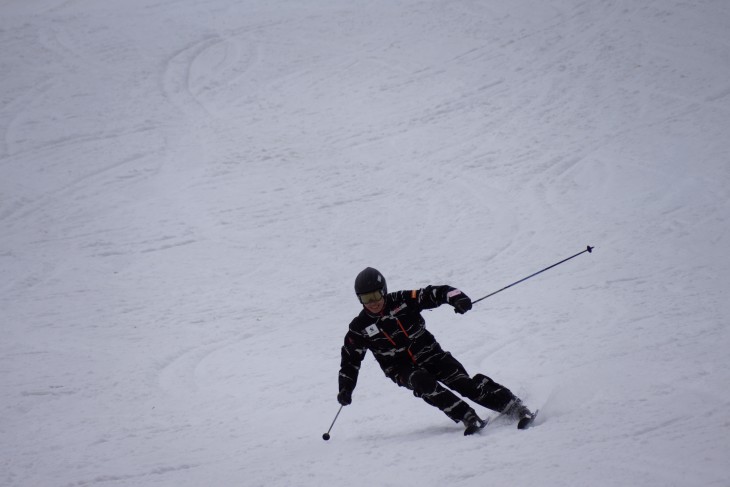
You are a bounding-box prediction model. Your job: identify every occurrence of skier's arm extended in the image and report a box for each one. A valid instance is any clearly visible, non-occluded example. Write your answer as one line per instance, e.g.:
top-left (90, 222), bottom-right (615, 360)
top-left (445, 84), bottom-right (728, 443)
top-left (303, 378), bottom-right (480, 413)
top-left (338, 329), bottom-right (366, 404)
top-left (395, 285), bottom-right (472, 313)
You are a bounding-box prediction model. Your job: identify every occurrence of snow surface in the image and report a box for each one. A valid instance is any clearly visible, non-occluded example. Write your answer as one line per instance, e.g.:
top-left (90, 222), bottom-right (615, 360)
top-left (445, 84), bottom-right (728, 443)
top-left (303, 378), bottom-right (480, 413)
top-left (2, 1), bottom-right (730, 486)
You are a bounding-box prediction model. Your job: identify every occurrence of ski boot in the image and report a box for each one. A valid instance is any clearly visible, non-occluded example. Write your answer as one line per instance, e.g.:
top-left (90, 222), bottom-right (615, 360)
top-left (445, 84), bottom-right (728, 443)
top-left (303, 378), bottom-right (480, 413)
top-left (503, 398), bottom-right (536, 429)
top-left (462, 410), bottom-right (486, 436)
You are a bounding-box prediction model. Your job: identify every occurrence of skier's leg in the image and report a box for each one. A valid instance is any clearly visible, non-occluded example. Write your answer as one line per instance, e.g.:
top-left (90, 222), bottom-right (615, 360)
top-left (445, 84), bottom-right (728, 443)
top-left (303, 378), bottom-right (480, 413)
top-left (470, 373), bottom-right (523, 414)
top-left (426, 352), bottom-right (517, 413)
top-left (393, 367), bottom-right (474, 423)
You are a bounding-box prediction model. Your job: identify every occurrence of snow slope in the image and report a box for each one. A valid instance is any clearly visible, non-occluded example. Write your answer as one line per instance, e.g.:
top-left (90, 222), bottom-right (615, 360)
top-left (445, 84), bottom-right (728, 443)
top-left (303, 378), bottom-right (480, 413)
top-left (2, 1), bottom-right (729, 486)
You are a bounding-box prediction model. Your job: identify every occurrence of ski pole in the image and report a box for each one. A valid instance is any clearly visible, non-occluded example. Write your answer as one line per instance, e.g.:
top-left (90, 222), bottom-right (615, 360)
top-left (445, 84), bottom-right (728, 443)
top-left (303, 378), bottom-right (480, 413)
top-left (321, 405), bottom-right (343, 441)
top-left (472, 245), bottom-right (594, 305)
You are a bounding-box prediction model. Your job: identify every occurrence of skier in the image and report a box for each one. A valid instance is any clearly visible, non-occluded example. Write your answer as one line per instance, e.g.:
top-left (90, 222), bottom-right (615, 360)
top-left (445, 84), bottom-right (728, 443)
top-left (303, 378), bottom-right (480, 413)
top-left (337, 267), bottom-right (534, 435)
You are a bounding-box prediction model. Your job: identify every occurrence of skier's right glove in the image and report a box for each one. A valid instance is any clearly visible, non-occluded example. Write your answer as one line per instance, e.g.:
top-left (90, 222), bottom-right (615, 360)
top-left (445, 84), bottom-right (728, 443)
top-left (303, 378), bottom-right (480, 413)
top-left (337, 389), bottom-right (352, 406)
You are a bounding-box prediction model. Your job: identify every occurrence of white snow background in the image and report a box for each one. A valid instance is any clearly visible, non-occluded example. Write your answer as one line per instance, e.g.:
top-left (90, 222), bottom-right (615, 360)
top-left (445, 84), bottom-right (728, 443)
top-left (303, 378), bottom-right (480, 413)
top-left (2, 1), bottom-right (729, 486)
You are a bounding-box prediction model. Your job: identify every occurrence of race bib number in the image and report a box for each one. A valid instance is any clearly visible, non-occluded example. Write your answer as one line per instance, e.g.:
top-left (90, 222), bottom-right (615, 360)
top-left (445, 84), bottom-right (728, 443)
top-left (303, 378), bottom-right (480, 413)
top-left (365, 324), bottom-right (379, 337)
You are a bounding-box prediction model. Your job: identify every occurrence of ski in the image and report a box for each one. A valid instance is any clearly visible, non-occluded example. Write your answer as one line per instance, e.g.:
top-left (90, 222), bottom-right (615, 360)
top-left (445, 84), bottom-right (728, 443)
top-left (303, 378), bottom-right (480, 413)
top-left (465, 408), bottom-right (538, 435)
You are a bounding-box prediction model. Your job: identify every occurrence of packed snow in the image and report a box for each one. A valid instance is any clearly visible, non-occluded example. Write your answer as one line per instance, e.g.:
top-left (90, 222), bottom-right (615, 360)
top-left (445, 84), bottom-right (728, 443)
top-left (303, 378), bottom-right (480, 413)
top-left (2, 1), bottom-right (729, 486)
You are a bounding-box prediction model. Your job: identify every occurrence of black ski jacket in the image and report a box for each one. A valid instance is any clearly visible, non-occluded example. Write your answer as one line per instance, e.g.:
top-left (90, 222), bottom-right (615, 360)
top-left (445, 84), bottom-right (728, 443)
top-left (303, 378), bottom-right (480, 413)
top-left (338, 285), bottom-right (462, 394)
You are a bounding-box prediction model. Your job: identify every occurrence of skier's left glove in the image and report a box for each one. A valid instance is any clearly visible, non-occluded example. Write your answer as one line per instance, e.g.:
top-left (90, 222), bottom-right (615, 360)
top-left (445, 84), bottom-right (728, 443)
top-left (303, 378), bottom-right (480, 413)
top-left (337, 389), bottom-right (352, 406)
top-left (448, 289), bottom-right (472, 314)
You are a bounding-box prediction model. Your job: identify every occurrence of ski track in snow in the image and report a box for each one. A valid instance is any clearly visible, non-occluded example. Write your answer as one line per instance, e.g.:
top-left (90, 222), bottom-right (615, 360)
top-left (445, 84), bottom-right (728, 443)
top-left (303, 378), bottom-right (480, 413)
top-left (2, 1), bottom-right (730, 486)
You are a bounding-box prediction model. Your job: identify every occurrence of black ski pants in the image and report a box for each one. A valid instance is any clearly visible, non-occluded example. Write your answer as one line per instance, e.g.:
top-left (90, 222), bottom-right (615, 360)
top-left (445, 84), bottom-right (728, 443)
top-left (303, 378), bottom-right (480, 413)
top-left (391, 351), bottom-right (515, 422)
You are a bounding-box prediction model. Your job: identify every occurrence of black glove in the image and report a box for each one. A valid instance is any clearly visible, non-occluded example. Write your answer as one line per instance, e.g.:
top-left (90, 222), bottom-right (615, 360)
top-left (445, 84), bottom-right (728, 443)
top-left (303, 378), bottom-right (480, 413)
top-left (450, 291), bottom-right (472, 314)
top-left (337, 389), bottom-right (352, 406)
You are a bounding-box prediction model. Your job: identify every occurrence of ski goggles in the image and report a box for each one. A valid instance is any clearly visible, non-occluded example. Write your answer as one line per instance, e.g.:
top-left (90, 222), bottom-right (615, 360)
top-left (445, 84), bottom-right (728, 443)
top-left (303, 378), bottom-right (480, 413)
top-left (358, 290), bottom-right (383, 304)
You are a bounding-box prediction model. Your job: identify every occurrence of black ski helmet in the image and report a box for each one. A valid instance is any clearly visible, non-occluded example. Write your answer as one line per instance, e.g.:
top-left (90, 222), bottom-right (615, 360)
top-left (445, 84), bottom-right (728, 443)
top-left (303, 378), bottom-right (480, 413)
top-left (354, 267), bottom-right (387, 296)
